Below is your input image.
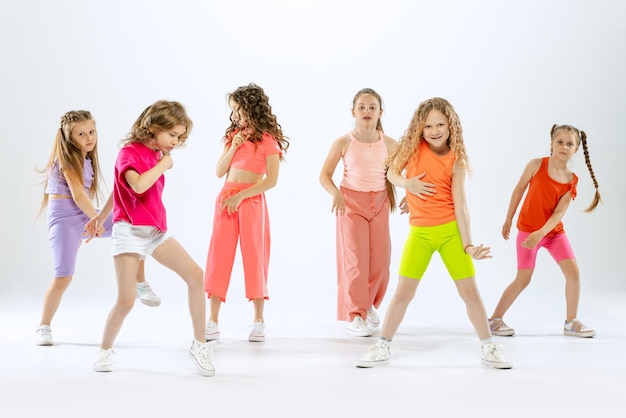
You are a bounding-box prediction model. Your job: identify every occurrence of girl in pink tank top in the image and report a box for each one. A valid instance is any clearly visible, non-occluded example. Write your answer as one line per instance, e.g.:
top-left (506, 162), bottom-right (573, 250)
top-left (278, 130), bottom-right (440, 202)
top-left (320, 88), bottom-right (398, 337)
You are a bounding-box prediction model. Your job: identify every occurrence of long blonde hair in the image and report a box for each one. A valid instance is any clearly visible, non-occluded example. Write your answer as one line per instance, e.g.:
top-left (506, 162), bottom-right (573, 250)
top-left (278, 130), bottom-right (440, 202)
top-left (550, 124), bottom-right (601, 212)
top-left (387, 97), bottom-right (470, 175)
top-left (37, 110), bottom-right (102, 217)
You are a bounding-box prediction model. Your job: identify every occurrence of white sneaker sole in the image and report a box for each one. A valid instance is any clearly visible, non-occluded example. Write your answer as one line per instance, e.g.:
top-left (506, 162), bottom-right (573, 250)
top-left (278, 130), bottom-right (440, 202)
top-left (564, 330), bottom-right (596, 338)
top-left (137, 298), bottom-right (161, 307)
top-left (356, 359), bottom-right (389, 368)
top-left (481, 359), bottom-right (513, 369)
top-left (93, 365), bottom-right (113, 372)
top-left (346, 328), bottom-right (374, 337)
top-left (188, 350), bottom-right (215, 377)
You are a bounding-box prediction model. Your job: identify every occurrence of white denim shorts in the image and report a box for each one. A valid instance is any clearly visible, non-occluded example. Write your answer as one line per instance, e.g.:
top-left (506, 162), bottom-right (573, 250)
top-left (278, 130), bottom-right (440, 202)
top-left (111, 221), bottom-right (170, 259)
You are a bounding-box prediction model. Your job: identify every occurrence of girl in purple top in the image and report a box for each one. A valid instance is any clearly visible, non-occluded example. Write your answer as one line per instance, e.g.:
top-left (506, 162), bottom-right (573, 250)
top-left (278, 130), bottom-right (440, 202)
top-left (35, 110), bottom-right (159, 347)
top-left (85, 101), bottom-right (215, 377)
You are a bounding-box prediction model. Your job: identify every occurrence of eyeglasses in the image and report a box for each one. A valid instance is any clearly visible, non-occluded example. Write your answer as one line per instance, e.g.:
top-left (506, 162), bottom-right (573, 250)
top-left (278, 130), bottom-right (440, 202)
top-left (355, 105), bottom-right (380, 112)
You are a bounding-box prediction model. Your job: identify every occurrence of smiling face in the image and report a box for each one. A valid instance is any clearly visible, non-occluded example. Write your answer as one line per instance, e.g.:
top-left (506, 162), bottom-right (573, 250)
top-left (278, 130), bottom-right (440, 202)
top-left (422, 109), bottom-right (450, 154)
top-left (71, 119), bottom-right (97, 157)
top-left (152, 124), bottom-right (186, 154)
top-left (352, 93), bottom-right (382, 128)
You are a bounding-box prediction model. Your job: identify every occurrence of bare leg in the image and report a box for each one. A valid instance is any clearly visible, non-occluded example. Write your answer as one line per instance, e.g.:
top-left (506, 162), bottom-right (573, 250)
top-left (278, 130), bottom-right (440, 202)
top-left (455, 277), bottom-right (491, 340)
top-left (135, 259), bottom-right (147, 284)
top-left (252, 298), bottom-right (265, 322)
top-left (151, 238), bottom-right (206, 342)
top-left (558, 258), bottom-right (580, 322)
top-left (490, 269), bottom-right (534, 319)
top-left (208, 295), bottom-right (222, 323)
top-left (378, 276), bottom-right (420, 340)
top-left (100, 253), bottom-right (140, 349)
top-left (39, 276), bottom-right (72, 326)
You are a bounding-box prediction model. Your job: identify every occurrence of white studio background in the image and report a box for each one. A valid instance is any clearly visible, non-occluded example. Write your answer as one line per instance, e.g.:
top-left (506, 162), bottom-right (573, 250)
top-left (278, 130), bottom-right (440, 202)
top-left (0, 0), bottom-right (624, 320)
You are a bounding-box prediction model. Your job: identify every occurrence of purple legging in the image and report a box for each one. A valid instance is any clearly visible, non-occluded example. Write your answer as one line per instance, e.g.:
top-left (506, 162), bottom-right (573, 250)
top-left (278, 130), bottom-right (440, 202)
top-left (47, 198), bottom-right (112, 277)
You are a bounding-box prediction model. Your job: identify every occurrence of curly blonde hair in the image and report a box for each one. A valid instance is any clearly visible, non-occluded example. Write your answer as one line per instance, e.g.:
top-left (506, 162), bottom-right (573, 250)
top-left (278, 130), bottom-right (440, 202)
top-left (387, 97), bottom-right (470, 175)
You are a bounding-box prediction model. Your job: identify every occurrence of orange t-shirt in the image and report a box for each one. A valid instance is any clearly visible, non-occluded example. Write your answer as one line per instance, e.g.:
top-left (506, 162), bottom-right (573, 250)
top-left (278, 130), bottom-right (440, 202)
top-left (517, 157), bottom-right (577, 237)
top-left (405, 140), bottom-right (456, 227)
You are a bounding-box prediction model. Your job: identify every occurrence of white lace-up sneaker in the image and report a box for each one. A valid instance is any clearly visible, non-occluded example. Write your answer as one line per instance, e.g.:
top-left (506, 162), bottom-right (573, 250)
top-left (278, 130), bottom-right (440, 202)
top-left (356, 340), bottom-right (391, 368)
top-left (366, 307), bottom-right (380, 328)
top-left (481, 343), bottom-right (513, 369)
top-left (346, 316), bottom-right (373, 337)
top-left (249, 320), bottom-right (266, 342)
top-left (205, 320), bottom-right (221, 341)
top-left (189, 340), bottom-right (215, 377)
top-left (35, 325), bottom-right (53, 346)
top-left (93, 348), bottom-right (115, 372)
top-left (136, 282), bottom-right (161, 307)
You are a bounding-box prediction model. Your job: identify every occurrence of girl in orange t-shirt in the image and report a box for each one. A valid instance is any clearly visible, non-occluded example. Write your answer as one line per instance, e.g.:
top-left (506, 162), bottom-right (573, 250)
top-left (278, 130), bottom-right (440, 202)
top-left (356, 97), bottom-right (512, 369)
top-left (489, 124), bottom-right (601, 338)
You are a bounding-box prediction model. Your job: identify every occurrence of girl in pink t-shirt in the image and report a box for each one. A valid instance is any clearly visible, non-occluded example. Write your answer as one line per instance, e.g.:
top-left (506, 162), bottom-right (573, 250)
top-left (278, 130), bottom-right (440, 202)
top-left (319, 88), bottom-right (398, 337)
top-left (204, 83), bottom-right (289, 343)
top-left (85, 100), bottom-right (215, 377)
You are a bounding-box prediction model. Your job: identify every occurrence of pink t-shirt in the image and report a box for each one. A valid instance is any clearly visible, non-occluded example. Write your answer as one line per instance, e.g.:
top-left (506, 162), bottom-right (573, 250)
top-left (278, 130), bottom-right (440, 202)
top-left (340, 131), bottom-right (388, 192)
top-left (228, 132), bottom-right (282, 174)
top-left (113, 142), bottom-right (167, 231)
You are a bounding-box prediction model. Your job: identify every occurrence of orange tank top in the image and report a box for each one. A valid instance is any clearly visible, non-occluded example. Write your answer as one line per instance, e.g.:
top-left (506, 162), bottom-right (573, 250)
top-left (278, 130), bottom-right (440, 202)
top-left (517, 157), bottom-right (578, 237)
top-left (405, 140), bottom-right (456, 227)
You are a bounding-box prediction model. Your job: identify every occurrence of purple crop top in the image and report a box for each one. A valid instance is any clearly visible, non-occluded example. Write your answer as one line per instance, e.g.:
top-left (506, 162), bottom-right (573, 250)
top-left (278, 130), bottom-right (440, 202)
top-left (45, 158), bottom-right (94, 196)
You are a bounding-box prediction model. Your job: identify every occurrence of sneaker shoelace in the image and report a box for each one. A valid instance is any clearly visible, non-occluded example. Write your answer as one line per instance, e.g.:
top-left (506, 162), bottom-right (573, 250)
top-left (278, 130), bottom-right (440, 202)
top-left (196, 344), bottom-right (214, 362)
top-left (366, 343), bottom-right (388, 360)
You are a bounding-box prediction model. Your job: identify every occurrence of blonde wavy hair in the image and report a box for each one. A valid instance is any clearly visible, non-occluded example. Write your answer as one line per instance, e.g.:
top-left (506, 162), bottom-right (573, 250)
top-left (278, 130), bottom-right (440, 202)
top-left (387, 97), bottom-right (470, 175)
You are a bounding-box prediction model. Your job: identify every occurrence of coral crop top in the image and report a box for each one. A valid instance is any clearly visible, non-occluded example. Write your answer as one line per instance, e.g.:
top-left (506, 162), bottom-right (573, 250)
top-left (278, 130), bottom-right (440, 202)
top-left (229, 132), bottom-right (282, 174)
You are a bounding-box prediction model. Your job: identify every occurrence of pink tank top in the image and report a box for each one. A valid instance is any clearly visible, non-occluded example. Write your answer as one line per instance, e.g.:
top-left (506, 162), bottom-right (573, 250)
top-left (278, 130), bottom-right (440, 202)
top-left (340, 131), bottom-right (388, 192)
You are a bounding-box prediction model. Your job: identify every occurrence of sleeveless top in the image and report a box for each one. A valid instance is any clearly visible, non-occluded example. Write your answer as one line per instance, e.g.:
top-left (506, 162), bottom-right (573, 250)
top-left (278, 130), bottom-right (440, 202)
top-left (517, 157), bottom-right (578, 237)
top-left (340, 131), bottom-right (387, 192)
top-left (405, 140), bottom-right (456, 227)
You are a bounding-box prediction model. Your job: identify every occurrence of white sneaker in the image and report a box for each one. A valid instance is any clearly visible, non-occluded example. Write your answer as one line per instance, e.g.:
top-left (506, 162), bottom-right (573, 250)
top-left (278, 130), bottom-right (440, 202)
top-left (249, 320), bottom-right (266, 342)
top-left (356, 340), bottom-right (390, 368)
top-left (346, 316), bottom-right (373, 337)
top-left (189, 340), bottom-right (215, 377)
top-left (366, 307), bottom-right (380, 328)
top-left (564, 319), bottom-right (596, 338)
top-left (205, 320), bottom-right (221, 341)
top-left (35, 325), bottom-right (53, 346)
top-left (136, 282), bottom-right (161, 307)
top-left (481, 343), bottom-right (513, 369)
top-left (93, 348), bottom-right (115, 372)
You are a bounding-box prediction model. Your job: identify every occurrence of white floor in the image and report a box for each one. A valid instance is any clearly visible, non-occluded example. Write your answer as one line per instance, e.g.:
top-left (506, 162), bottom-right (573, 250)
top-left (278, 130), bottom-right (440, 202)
top-left (1, 285), bottom-right (625, 418)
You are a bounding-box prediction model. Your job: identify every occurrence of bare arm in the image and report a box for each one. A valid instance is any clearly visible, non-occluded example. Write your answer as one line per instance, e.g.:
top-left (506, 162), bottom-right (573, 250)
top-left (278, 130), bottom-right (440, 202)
top-left (502, 158), bottom-right (541, 240)
top-left (521, 192), bottom-right (572, 248)
top-left (84, 192), bottom-right (113, 243)
top-left (220, 154), bottom-right (281, 215)
top-left (124, 155), bottom-right (172, 195)
top-left (65, 173), bottom-right (99, 220)
top-left (319, 136), bottom-right (348, 214)
top-left (452, 163), bottom-right (491, 260)
top-left (386, 160), bottom-right (436, 200)
top-left (216, 132), bottom-right (247, 178)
